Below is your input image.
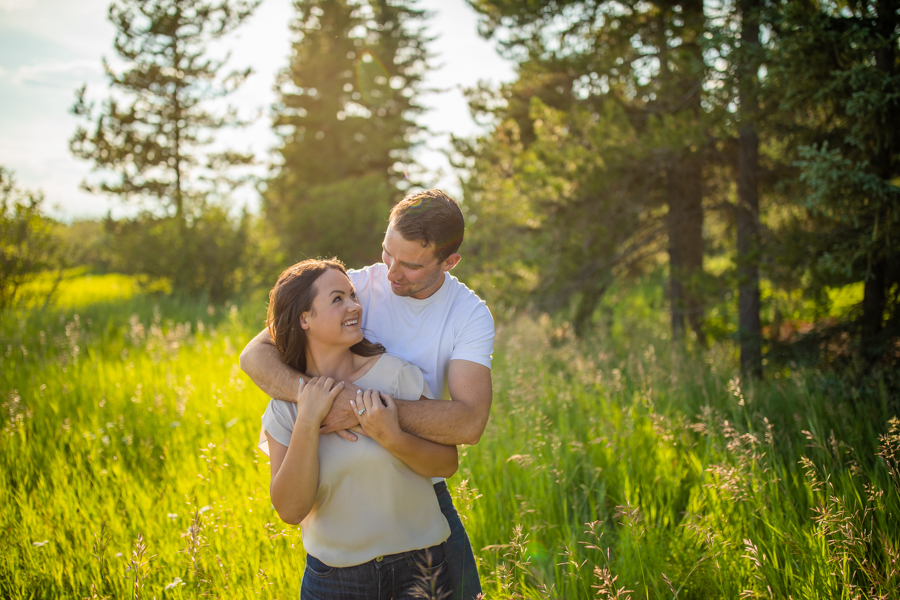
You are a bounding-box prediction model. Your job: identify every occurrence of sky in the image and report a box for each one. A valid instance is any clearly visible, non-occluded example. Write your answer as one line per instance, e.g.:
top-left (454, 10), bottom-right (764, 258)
top-left (0, 0), bottom-right (516, 220)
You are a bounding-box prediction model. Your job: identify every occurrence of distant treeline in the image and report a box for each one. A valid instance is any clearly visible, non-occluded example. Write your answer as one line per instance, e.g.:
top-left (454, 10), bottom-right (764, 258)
top-left (2, 0), bottom-right (898, 373)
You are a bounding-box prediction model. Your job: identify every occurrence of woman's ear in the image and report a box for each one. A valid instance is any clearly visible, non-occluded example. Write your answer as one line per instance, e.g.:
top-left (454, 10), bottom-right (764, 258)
top-left (299, 311), bottom-right (310, 330)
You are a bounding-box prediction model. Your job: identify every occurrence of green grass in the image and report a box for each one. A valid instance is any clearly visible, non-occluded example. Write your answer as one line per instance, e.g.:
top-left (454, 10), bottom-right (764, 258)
top-left (1, 275), bottom-right (898, 599)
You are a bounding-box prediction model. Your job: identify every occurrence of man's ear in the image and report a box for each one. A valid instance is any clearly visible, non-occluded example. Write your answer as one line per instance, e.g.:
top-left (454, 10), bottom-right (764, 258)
top-left (441, 253), bottom-right (461, 272)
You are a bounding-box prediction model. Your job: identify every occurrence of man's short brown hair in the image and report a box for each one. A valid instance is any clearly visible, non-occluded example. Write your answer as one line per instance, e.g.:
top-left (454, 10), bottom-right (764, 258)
top-left (389, 189), bottom-right (465, 262)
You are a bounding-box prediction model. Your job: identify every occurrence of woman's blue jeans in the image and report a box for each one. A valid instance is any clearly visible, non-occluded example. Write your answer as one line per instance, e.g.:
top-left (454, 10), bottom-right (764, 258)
top-left (301, 544), bottom-right (448, 600)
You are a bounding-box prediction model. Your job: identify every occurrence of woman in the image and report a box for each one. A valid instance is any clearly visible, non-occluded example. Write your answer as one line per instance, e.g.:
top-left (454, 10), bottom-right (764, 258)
top-left (258, 258), bottom-right (457, 600)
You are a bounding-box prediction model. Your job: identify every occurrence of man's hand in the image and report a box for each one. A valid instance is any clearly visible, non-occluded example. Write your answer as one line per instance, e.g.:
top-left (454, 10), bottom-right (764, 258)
top-left (319, 380), bottom-right (363, 441)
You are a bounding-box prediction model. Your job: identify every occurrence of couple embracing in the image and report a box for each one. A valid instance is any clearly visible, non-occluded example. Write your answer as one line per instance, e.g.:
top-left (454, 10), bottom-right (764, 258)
top-left (240, 189), bottom-right (494, 600)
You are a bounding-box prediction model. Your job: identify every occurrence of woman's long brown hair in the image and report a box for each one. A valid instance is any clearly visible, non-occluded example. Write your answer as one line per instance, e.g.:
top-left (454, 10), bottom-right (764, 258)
top-left (266, 258), bottom-right (384, 374)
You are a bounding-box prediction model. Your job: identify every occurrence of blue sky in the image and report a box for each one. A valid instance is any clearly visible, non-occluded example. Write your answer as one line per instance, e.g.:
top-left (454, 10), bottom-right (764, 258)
top-left (0, 0), bottom-right (515, 220)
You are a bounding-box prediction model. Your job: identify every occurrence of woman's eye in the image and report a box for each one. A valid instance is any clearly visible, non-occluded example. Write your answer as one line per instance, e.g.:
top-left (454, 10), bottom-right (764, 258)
top-left (333, 296), bottom-right (341, 303)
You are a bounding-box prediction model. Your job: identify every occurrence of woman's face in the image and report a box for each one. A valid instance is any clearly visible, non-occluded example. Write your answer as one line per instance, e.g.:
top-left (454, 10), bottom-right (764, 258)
top-left (300, 268), bottom-right (364, 347)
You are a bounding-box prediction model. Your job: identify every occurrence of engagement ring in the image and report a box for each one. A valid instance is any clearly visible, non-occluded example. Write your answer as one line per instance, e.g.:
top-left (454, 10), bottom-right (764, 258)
top-left (357, 408), bottom-right (366, 416)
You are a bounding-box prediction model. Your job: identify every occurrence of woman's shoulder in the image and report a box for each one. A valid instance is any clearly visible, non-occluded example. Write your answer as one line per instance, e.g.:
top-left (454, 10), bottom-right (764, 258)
top-left (355, 353), bottom-right (428, 399)
top-left (359, 353), bottom-right (416, 380)
top-left (378, 352), bottom-right (414, 370)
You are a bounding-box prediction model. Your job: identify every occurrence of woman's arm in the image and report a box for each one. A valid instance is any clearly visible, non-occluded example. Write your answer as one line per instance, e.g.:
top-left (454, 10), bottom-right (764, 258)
top-left (352, 389), bottom-right (458, 479)
top-left (267, 378), bottom-right (345, 524)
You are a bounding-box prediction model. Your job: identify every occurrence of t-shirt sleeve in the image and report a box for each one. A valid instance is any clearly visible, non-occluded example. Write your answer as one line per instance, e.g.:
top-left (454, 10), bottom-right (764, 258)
top-left (395, 363), bottom-right (433, 400)
top-left (260, 399), bottom-right (295, 453)
top-left (451, 302), bottom-right (495, 369)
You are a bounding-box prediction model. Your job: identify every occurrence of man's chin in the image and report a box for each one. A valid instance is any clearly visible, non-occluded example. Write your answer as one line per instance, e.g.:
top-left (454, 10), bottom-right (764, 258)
top-left (389, 282), bottom-right (414, 297)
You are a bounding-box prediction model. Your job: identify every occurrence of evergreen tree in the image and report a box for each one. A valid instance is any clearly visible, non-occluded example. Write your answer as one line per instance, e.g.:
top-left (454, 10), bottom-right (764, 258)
top-left (69, 0), bottom-right (260, 299)
top-left (265, 0), bottom-right (430, 267)
top-left (463, 0), bottom-right (714, 338)
top-left (767, 0), bottom-right (900, 362)
top-left (70, 0), bottom-right (259, 221)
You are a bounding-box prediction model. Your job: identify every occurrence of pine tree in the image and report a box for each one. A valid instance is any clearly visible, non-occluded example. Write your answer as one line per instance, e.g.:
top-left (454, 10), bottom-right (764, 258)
top-left (767, 0), bottom-right (900, 362)
top-left (70, 0), bottom-right (259, 221)
top-left (463, 0), bottom-right (714, 338)
top-left (69, 0), bottom-right (260, 299)
top-left (264, 0), bottom-right (430, 267)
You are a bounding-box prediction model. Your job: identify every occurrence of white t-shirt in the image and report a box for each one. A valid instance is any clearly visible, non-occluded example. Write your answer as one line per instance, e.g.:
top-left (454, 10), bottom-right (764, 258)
top-left (348, 263), bottom-right (495, 398)
top-left (260, 354), bottom-right (450, 567)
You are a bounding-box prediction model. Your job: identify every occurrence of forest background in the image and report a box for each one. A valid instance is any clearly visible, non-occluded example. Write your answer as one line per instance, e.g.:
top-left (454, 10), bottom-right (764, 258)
top-left (2, 0), bottom-right (900, 598)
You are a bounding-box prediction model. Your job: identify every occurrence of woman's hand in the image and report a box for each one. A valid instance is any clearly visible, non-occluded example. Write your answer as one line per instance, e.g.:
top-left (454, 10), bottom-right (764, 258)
top-left (350, 389), bottom-right (402, 444)
top-left (296, 377), bottom-right (345, 429)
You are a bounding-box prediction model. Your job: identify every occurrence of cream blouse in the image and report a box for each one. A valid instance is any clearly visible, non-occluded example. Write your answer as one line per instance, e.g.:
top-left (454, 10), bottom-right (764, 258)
top-left (259, 353), bottom-right (451, 567)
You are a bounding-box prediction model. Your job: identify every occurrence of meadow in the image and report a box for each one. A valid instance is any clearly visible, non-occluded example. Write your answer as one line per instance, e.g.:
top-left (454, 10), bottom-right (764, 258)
top-left (1, 274), bottom-right (899, 599)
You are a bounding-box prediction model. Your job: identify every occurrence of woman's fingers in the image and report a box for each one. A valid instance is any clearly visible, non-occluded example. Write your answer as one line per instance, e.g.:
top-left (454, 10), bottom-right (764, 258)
top-left (326, 380), bottom-right (344, 400)
top-left (361, 389), bottom-right (373, 411)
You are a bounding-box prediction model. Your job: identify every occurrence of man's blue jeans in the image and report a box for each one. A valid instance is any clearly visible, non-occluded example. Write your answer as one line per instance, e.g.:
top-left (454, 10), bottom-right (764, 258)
top-left (301, 544), bottom-right (448, 600)
top-left (434, 481), bottom-right (482, 600)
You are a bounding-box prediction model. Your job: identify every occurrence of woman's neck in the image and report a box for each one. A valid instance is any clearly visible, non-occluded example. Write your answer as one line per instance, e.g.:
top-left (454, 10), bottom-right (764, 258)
top-left (304, 343), bottom-right (360, 382)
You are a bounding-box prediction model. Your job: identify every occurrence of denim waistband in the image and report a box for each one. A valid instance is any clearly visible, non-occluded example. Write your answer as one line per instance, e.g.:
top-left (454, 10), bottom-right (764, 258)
top-left (309, 542), bottom-right (445, 569)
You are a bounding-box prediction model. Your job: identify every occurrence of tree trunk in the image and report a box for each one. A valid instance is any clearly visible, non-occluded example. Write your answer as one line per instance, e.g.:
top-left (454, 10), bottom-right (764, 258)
top-left (861, 257), bottom-right (887, 361)
top-left (737, 0), bottom-right (763, 378)
top-left (861, 0), bottom-right (898, 363)
top-left (573, 282), bottom-right (608, 338)
top-left (667, 0), bottom-right (706, 344)
top-left (668, 156), bottom-right (705, 342)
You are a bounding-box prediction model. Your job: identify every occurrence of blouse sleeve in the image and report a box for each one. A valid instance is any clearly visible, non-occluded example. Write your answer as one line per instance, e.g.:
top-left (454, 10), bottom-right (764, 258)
top-left (394, 363), bottom-right (433, 401)
top-left (258, 400), bottom-right (296, 456)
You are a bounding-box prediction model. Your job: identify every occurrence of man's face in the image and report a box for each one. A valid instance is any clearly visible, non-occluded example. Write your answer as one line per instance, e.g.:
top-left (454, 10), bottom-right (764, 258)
top-left (381, 225), bottom-right (456, 299)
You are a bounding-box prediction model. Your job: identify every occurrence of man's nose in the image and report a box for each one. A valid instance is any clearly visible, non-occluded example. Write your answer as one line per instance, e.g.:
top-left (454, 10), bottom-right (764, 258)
top-left (386, 261), bottom-right (401, 281)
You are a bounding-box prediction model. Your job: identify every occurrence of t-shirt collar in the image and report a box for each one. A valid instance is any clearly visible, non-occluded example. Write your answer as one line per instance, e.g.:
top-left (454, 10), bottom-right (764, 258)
top-left (395, 272), bottom-right (449, 307)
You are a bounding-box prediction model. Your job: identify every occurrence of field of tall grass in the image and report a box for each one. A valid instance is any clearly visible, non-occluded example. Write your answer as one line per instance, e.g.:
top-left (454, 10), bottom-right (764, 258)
top-left (1, 274), bottom-right (898, 599)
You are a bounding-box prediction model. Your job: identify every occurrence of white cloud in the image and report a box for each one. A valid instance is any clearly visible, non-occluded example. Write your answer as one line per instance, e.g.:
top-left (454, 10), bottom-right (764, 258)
top-left (3, 59), bottom-right (100, 87)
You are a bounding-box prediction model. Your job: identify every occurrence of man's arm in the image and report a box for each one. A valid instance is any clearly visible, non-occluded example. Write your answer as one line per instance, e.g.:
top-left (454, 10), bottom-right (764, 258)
top-left (240, 328), bottom-right (363, 439)
top-left (239, 328), bottom-right (302, 401)
top-left (391, 360), bottom-right (492, 446)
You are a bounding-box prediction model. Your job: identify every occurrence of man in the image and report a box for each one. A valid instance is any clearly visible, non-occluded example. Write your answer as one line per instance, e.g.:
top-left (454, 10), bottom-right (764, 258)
top-left (240, 189), bottom-right (494, 600)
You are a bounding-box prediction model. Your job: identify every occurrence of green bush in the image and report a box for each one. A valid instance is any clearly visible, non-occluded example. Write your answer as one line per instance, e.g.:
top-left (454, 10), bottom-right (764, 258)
top-left (0, 167), bottom-right (65, 311)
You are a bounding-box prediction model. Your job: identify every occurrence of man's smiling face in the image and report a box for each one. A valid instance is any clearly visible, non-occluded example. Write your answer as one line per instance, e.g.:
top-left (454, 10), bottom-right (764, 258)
top-left (381, 225), bottom-right (458, 299)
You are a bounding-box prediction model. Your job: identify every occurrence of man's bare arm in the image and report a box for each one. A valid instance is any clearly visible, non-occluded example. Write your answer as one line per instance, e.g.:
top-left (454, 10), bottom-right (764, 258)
top-left (239, 328), bottom-right (363, 440)
top-left (391, 360), bottom-right (492, 446)
top-left (239, 329), bottom-right (302, 401)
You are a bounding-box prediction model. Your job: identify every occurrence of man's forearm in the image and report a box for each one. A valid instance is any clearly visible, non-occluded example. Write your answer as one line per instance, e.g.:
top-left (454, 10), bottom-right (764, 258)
top-left (394, 398), bottom-right (488, 446)
top-left (239, 331), bottom-right (303, 402)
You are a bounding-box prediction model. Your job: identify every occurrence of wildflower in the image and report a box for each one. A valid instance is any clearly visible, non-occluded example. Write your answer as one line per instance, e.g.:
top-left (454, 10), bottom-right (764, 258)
top-left (167, 513), bottom-right (178, 519)
top-left (32, 540), bottom-right (48, 547)
top-left (164, 577), bottom-right (185, 590)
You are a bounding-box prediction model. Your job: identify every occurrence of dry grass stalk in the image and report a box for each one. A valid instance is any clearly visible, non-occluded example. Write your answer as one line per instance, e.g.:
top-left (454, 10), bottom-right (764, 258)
top-left (122, 533), bottom-right (155, 600)
top-left (411, 547), bottom-right (451, 600)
